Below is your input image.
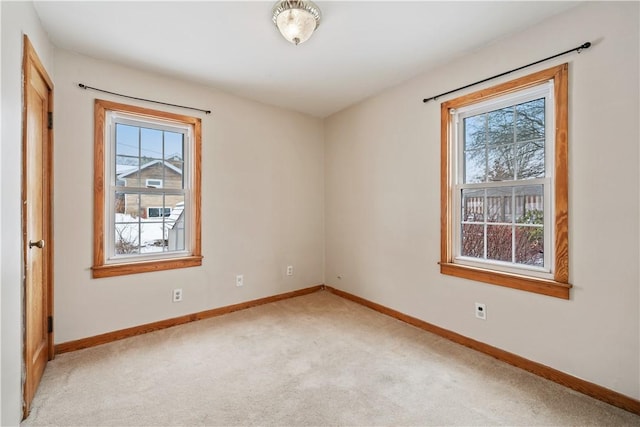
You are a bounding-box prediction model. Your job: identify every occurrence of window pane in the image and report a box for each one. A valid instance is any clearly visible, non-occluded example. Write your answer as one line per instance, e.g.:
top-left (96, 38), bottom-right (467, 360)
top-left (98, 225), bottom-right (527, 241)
top-left (115, 124), bottom-right (139, 157)
top-left (487, 224), bottom-right (512, 262)
top-left (464, 148), bottom-right (485, 183)
top-left (138, 194), bottom-right (167, 252)
top-left (173, 161), bottom-right (185, 189)
top-left (140, 220), bottom-right (167, 253)
top-left (464, 114), bottom-right (486, 183)
top-left (114, 193), bottom-right (141, 255)
top-left (116, 156), bottom-right (139, 187)
top-left (487, 106), bottom-right (514, 146)
top-left (486, 187), bottom-right (512, 223)
top-left (515, 225), bottom-right (544, 266)
top-left (514, 98), bottom-right (545, 180)
top-left (514, 185), bottom-right (543, 224)
top-left (119, 192), bottom-right (141, 218)
top-left (461, 223), bottom-right (484, 258)
top-left (462, 189), bottom-right (484, 222)
top-left (464, 114), bottom-right (486, 150)
top-left (114, 191), bottom-right (126, 214)
top-left (115, 124), bottom-right (142, 187)
top-left (487, 143), bottom-right (514, 181)
top-left (164, 162), bottom-right (184, 190)
top-left (140, 127), bottom-right (163, 160)
top-left (114, 221), bottom-right (140, 255)
top-left (515, 140), bottom-right (544, 179)
top-left (167, 194), bottom-right (184, 214)
top-left (165, 132), bottom-right (185, 188)
top-left (164, 132), bottom-right (184, 160)
top-left (515, 98), bottom-right (545, 142)
top-left (117, 168), bottom-right (140, 188)
top-left (167, 197), bottom-right (186, 251)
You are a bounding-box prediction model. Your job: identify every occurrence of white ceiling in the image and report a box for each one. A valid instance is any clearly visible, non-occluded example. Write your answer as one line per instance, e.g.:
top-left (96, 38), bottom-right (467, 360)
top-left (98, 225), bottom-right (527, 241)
top-left (33, 1), bottom-right (580, 118)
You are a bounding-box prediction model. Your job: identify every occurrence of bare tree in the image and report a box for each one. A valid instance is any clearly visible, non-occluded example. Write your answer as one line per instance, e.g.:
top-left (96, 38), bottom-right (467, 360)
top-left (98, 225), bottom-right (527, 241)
top-left (464, 98), bottom-right (545, 183)
top-left (115, 223), bottom-right (139, 254)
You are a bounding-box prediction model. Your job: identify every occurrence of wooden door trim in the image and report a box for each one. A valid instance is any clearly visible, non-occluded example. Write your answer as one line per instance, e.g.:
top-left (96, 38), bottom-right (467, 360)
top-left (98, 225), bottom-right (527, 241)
top-left (22, 34), bottom-right (54, 418)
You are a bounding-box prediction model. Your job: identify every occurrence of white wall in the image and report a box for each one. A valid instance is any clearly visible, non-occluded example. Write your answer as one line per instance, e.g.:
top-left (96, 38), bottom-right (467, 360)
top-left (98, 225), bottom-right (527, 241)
top-left (1, 2), bottom-right (55, 425)
top-left (53, 50), bottom-right (325, 344)
top-left (324, 1), bottom-right (639, 399)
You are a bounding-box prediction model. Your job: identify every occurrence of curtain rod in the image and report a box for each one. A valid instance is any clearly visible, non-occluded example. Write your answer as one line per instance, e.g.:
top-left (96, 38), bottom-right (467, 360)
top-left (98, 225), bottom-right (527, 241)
top-left (78, 83), bottom-right (212, 115)
top-left (422, 42), bottom-right (591, 103)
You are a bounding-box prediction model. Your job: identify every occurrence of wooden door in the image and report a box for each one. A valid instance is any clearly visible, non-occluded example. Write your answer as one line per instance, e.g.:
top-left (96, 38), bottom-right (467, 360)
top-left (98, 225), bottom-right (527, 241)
top-left (22, 35), bottom-right (54, 419)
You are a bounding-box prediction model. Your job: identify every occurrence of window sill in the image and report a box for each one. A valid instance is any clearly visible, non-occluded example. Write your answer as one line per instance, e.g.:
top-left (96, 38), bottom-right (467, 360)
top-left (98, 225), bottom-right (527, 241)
top-left (92, 255), bottom-right (203, 279)
top-left (440, 262), bottom-right (571, 299)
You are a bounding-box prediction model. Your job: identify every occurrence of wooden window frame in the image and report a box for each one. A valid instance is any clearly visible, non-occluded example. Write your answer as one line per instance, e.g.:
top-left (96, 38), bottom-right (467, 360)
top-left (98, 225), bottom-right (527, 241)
top-left (440, 64), bottom-right (570, 299)
top-left (92, 99), bottom-right (202, 278)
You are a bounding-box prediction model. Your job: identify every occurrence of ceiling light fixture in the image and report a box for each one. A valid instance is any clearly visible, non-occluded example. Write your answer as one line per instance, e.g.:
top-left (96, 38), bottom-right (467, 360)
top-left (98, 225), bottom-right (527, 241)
top-left (272, 0), bottom-right (322, 46)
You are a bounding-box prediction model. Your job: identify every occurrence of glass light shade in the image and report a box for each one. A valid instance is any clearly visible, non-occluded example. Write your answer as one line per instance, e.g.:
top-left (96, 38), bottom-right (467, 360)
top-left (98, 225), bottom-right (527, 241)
top-left (272, 1), bottom-right (321, 45)
top-left (276, 9), bottom-right (316, 45)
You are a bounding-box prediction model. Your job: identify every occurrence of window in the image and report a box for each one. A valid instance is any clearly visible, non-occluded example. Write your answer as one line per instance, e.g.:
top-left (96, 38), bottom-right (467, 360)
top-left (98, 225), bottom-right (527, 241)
top-left (440, 64), bottom-right (570, 299)
top-left (148, 207), bottom-right (172, 218)
top-left (93, 100), bottom-right (202, 278)
top-left (146, 179), bottom-right (163, 188)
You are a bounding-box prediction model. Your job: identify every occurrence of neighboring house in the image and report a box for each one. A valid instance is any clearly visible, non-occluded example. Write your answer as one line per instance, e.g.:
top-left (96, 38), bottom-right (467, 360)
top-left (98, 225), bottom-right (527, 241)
top-left (116, 159), bottom-right (183, 218)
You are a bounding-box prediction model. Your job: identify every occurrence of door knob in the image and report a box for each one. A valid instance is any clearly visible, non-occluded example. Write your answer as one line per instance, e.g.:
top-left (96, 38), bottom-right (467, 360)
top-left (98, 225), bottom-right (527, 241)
top-left (29, 240), bottom-right (45, 249)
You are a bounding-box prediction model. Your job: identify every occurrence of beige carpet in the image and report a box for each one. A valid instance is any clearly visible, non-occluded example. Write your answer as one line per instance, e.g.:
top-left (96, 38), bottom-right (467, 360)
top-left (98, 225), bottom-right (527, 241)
top-left (22, 290), bottom-right (639, 426)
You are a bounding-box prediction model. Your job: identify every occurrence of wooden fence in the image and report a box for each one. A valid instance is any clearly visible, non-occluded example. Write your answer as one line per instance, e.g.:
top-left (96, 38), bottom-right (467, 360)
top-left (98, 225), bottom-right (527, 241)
top-left (463, 194), bottom-right (543, 222)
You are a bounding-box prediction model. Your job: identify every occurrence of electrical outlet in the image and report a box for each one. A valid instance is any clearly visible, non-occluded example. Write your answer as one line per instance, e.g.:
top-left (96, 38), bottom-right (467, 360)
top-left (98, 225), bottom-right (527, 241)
top-left (475, 302), bottom-right (486, 320)
top-left (236, 274), bottom-right (244, 287)
top-left (172, 288), bottom-right (183, 302)
top-left (286, 265), bottom-right (293, 276)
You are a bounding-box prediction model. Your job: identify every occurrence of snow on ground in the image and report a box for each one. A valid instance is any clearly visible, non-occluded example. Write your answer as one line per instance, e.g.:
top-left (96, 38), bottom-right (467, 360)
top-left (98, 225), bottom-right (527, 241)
top-left (115, 213), bottom-right (175, 253)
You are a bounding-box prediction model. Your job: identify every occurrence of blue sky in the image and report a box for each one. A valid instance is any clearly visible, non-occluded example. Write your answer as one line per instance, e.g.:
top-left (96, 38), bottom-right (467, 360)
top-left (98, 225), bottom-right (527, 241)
top-left (116, 123), bottom-right (184, 162)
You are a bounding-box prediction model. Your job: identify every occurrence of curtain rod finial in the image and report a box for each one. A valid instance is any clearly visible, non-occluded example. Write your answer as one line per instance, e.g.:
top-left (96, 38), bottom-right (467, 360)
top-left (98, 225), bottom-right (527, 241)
top-left (579, 42), bottom-right (591, 52)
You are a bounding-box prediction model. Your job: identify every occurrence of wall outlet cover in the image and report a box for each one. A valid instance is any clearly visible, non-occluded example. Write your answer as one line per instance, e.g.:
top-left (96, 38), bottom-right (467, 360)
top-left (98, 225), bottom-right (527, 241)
top-left (475, 302), bottom-right (486, 320)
